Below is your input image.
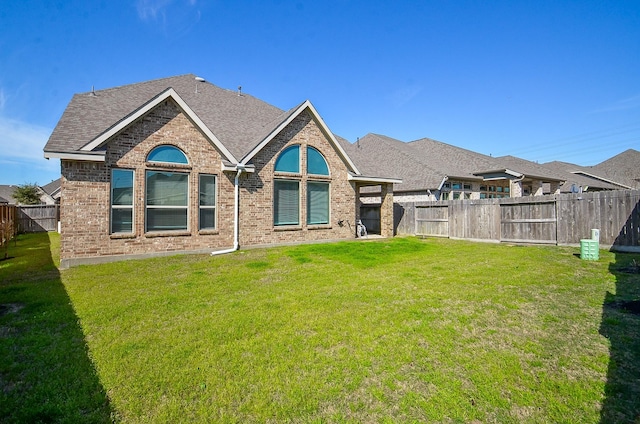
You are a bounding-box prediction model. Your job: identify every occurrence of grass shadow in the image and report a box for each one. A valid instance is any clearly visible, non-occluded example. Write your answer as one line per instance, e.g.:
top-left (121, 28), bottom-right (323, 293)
top-left (0, 233), bottom-right (114, 423)
top-left (600, 251), bottom-right (640, 423)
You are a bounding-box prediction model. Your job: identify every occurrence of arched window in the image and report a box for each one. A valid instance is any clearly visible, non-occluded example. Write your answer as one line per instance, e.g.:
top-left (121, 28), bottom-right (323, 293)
top-left (273, 145), bottom-right (330, 227)
top-left (147, 145), bottom-right (188, 164)
top-left (307, 146), bottom-right (329, 175)
top-left (274, 145), bottom-right (300, 173)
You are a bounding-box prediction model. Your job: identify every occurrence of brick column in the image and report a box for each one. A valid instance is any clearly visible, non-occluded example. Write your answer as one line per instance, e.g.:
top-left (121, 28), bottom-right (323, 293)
top-left (549, 181), bottom-right (561, 194)
top-left (533, 180), bottom-right (544, 196)
top-left (380, 183), bottom-right (394, 238)
top-left (510, 180), bottom-right (523, 197)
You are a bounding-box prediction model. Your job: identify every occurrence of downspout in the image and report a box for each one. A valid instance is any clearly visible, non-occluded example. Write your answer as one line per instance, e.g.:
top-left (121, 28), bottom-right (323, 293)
top-left (211, 165), bottom-right (244, 256)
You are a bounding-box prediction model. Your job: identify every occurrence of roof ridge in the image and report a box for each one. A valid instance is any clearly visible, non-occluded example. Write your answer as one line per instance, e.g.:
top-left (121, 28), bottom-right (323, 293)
top-left (360, 133), bottom-right (444, 176)
top-left (77, 74), bottom-right (197, 96)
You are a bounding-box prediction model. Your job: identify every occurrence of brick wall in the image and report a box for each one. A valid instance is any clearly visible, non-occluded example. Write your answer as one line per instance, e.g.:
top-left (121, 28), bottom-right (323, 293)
top-left (238, 109), bottom-right (357, 246)
top-left (60, 100), bottom-right (235, 264)
top-left (60, 103), bottom-right (359, 266)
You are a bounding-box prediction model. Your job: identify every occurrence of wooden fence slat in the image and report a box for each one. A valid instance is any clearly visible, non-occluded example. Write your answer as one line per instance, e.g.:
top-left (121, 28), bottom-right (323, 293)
top-left (396, 189), bottom-right (640, 251)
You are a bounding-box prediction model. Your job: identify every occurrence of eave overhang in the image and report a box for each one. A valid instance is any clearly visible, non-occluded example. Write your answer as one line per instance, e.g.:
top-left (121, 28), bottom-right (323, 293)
top-left (571, 171), bottom-right (632, 189)
top-left (473, 169), bottom-right (524, 180)
top-left (43, 151), bottom-right (106, 162)
top-left (348, 173), bottom-right (403, 186)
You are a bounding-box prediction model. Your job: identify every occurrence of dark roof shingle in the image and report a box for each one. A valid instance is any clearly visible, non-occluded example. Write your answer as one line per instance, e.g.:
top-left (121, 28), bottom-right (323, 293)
top-left (45, 74), bottom-right (286, 160)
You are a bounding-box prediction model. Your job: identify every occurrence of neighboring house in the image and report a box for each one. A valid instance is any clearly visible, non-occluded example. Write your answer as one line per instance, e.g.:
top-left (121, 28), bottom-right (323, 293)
top-left (0, 186), bottom-right (17, 205)
top-left (0, 184), bottom-right (55, 205)
top-left (341, 133), bottom-right (566, 202)
top-left (42, 178), bottom-right (62, 203)
top-left (541, 149), bottom-right (640, 193)
top-left (582, 149), bottom-right (640, 189)
top-left (44, 75), bottom-right (400, 268)
top-left (540, 161), bottom-right (623, 193)
top-left (0, 195), bottom-right (8, 205)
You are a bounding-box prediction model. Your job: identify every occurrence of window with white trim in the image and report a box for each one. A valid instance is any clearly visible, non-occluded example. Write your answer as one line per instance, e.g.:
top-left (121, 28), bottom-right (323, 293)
top-left (111, 169), bottom-right (134, 233)
top-left (146, 171), bottom-right (188, 231)
top-left (273, 145), bottom-right (331, 227)
top-left (274, 179), bottom-right (300, 225)
top-left (199, 174), bottom-right (216, 230)
top-left (307, 181), bottom-right (329, 224)
top-left (145, 145), bottom-right (190, 232)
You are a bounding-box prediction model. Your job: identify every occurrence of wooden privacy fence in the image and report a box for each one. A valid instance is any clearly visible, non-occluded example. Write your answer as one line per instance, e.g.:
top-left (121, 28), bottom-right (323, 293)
top-left (17, 205), bottom-right (59, 233)
top-left (395, 189), bottom-right (640, 251)
top-left (1, 205), bottom-right (17, 257)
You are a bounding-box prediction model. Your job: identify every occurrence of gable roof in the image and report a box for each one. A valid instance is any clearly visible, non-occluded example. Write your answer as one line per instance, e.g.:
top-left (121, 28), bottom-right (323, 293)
top-left (590, 149), bottom-right (640, 189)
top-left (0, 185), bottom-right (17, 205)
top-left (541, 161), bottom-right (622, 191)
top-left (42, 178), bottom-right (62, 199)
top-left (44, 74), bottom-right (371, 178)
top-left (240, 100), bottom-right (360, 174)
top-left (45, 74), bottom-right (286, 161)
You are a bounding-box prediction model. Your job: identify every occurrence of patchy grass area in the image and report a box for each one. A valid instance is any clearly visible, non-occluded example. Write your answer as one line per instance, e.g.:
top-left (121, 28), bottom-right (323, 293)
top-left (2, 234), bottom-right (640, 423)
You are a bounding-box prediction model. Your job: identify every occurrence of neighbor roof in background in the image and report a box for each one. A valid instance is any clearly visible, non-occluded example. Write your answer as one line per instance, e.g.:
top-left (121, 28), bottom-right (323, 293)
top-left (590, 149), bottom-right (640, 189)
top-left (541, 161), bottom-right (622, 191)
top-left (339, 133), bottom-right (446, 191)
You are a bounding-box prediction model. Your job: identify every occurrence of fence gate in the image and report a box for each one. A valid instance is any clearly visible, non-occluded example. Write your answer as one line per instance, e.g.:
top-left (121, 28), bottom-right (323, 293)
top-left (415, 205), bottom-right (449, 237)
top-left (17, 205), bottom-right (59, 232)
top-left (500, 201), bottom-right (557, 244)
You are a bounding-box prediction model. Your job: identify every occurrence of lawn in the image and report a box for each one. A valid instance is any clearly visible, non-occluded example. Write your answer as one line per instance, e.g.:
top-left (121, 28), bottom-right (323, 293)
top-left (1, 233), bottom-right (639, 423)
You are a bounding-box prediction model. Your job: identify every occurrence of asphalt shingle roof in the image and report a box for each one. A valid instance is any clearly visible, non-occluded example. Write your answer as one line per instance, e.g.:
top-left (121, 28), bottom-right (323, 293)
top-left (404, 137), bottom-right (497, 180)
top-left (45, 74), bottom-right (286, 160)
top-left (489, 155), bottom-right (566, 181)
top-left (591, 149), bottom-right (640, 189)
top-left (0, 185), bottom-right (17, 204)
top-left (541, 161), bottom-right (621, 191)
top-left (339, 134), bottom-right (445, 191)
top-left (42, 178), bottom-right (61, 196)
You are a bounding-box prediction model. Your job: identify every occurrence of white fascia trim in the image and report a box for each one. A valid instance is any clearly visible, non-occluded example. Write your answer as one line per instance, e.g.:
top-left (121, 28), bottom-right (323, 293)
top-left (437, 176), bottom-right (448, 191)
top-left (348, 174), bottom-right (402, 184)
top-left (474, 169), bottom-right (524, 179)
top-left (221, 162), bottom-right (255, 173)
top-left (44, 151), bottom-right (106, 162)
top-left (240, 100), bottom-right (361, 174)
top-left (571, 171), bottom-right (632, 189)
top-left (79, 88), bottom-right (238, 163)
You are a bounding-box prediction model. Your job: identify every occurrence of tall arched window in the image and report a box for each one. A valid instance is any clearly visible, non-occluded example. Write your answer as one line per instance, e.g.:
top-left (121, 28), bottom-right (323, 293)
top-left (145, 145), bottom-right (189, 232)
top-left (273, 144), bottom-right (330, 227)
top-left (306, 147), bottom-right (329, 224)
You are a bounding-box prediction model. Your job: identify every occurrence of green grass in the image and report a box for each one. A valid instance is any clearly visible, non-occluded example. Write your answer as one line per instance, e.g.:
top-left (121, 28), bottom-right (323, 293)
top-left (2, 234), bottom-right (640, 423)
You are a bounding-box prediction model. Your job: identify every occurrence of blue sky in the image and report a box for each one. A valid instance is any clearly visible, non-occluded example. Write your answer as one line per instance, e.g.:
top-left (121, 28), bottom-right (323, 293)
top-left (1, 0), bottom-right (639, 186)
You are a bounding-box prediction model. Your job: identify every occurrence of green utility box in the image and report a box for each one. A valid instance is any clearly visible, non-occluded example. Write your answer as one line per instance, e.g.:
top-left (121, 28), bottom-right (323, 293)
top-left (580, 239), bottom-right (599, 260)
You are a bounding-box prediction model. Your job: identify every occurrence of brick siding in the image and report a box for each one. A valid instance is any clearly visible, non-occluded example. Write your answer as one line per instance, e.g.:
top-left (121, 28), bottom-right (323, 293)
top-left (238, 110), bottom-right (356, 246)
top-left (60, 103), bottom-right (359, 265)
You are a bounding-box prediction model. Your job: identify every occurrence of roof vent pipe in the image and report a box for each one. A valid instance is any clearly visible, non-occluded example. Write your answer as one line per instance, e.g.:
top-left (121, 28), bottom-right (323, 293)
top-left (238, 86), bottom-right (242, 96)
top-left (357, 137), bottom-right (360, 148)
top-left (89, 86), bottom-right (96, 96)
top-left (195, 76), bottom-right (205, 93)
